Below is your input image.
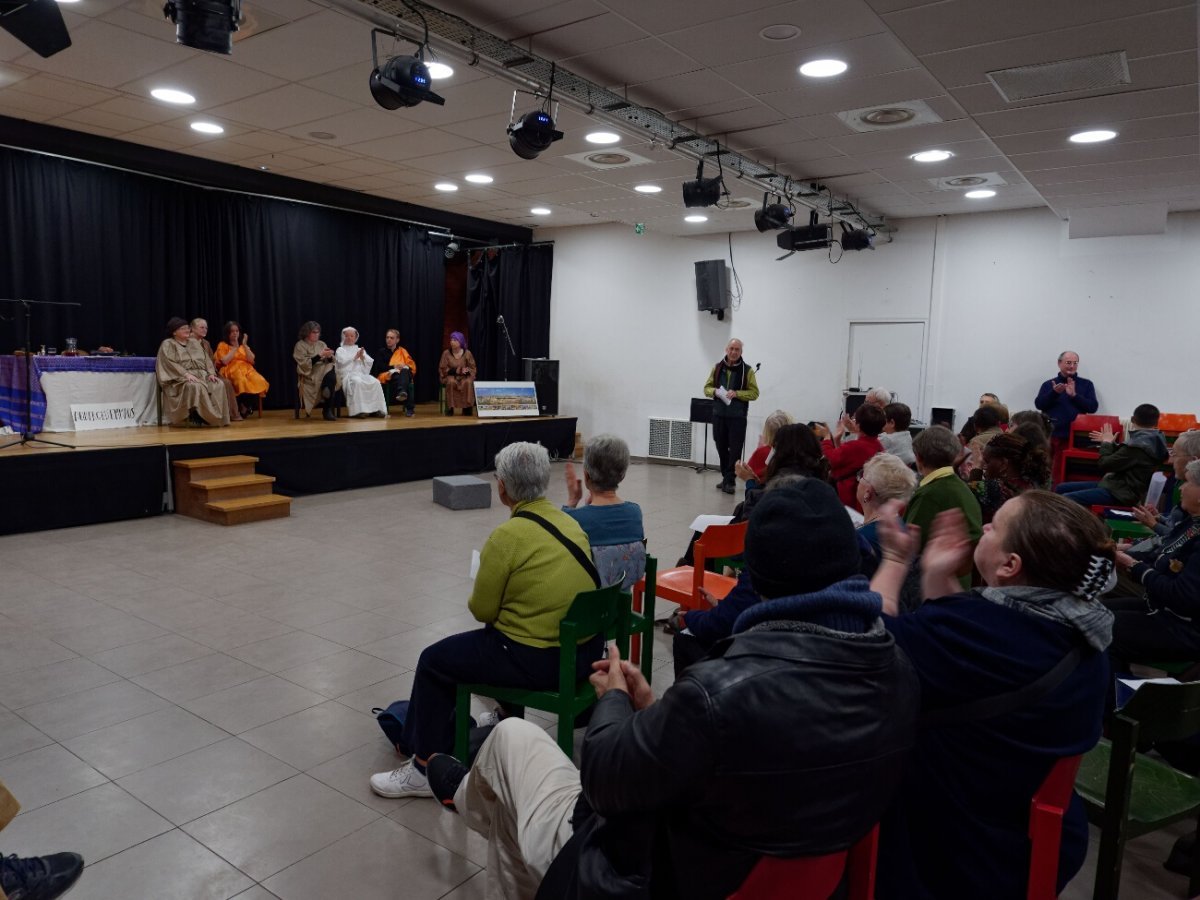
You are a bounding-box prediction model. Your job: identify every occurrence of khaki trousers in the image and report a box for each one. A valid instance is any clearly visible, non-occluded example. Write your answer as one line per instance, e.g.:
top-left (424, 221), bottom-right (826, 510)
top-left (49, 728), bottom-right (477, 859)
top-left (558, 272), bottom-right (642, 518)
top-left (455, 719), bottom-right (581, 900)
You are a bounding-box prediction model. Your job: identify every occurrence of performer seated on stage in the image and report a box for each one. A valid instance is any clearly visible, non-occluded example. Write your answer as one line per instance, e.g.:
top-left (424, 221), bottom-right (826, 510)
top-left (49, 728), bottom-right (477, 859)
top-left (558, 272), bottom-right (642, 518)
top-left (190, 318), bottom-right (241, 422)
top-left (335, 326), bottom-right (387, 418)
top-left (373, 328), bottom-right (416, 418)
top-left (215, 320), bottom-right (269, 419)
top-left (293, 320), bottom-right (338, 421)
top-left (439, 331), bottom-right (476, 416)
top-left (156, 317), bottom-right (230, 427)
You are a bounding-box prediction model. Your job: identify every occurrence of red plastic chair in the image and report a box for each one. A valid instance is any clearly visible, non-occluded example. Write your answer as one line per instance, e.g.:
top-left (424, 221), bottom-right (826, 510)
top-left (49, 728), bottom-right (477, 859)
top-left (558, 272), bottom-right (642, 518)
top-left (1027, 754), bottom-right (1082, 900)
top-left (1055, 415), bottom-right (1122, 485)
top-left (728, 824), bottom-right (879, 900)
top-left (632, 521), bottom-right (746, 617)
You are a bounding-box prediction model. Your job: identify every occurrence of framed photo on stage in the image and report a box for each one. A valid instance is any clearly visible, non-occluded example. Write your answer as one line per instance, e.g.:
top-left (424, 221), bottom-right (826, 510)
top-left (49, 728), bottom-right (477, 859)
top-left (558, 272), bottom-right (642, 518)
top-left (474, 381), bottom-right (541, 418)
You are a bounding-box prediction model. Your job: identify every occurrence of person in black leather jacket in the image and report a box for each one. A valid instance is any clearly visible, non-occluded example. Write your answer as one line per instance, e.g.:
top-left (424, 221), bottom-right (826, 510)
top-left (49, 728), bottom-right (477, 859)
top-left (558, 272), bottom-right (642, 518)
top-left (426, 479), bottom-right (920, 900)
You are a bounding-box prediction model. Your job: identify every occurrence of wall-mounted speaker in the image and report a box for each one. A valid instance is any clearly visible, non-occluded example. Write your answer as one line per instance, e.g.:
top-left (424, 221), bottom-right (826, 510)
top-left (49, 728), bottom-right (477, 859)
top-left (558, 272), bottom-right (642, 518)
top-left (695, 260), bottom-right (730, 316)
top-left (523, 358), bottom-right (559, 416)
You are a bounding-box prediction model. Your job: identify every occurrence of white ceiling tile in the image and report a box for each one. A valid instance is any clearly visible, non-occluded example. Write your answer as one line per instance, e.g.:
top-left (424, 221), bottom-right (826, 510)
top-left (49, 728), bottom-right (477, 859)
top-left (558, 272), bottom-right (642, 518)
top-left (89, 95), bottom-right (184, 124)
top-left (228, 10), bottom-right (373, 81)
top-left (758, 67), bottom-right (948, 119)
top-left (15, 18), bottom-right (194, 87)
top-left (511, 12), bottom-right (648, 61)
top-left (205, 83), bottom-right (359, 130)
top-left (974, 86), bottom-right (1198, 138)
top-left (824, 118), bottom-right (988, 155)
top-left (0, 89), bottom-right (86, 119)
top-left (277, 107), bottom-right (426, 145)
top-left (715, 32), bottom-right (921, 96)
top-left (118, 55), bottom-right (288, 111)
top-left (52, 105), bottom-right (149, 134)
top-left (44, 117), bottom-right (120, 137)
top-left (1012, 136), bottom-right (1200, 172)
top-left (1025, 154), bottom-right (1200, 187)
top-left (594, 0), bottom-right (788, 37)
top-left (562, 39), bottom-right (699, 86)
top-left (342, 128), bottom-right (477, 162)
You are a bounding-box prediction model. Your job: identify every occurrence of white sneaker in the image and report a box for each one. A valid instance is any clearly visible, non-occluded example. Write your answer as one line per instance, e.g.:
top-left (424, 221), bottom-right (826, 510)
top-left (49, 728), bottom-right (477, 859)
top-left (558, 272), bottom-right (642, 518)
top-left (476, 708), bottom-right (503, 729)
top-left (370, 760), bottom-right (433, 798)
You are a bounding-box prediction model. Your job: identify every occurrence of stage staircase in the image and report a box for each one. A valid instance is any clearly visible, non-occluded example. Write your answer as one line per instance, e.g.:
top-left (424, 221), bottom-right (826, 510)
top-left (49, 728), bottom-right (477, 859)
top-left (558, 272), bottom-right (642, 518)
top-left (172, 455), bottom-right (291, 526)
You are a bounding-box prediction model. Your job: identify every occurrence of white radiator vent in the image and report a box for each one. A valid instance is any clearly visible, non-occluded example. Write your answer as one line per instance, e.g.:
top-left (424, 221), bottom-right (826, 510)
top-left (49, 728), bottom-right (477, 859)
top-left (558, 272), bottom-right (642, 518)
top-left (648, 418), bottom-right (693, 461)
top-left (987, 51), bottom-right (1130, 103)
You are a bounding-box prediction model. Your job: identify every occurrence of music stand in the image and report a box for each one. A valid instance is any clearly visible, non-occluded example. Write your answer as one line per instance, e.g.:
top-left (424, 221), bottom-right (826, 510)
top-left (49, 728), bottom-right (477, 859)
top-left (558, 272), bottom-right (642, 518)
top-left (689, 397), bottom-right (713, 473)
top-left (0, 298), bottom-right (81, 450)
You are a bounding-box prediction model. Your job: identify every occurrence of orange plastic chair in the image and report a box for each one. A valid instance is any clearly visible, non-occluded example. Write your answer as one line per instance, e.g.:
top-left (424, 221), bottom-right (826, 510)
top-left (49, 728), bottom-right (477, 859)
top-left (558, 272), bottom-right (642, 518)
top-left (1027, 755), bottom-right (1082, 900)
top-left (633, 521), bottom-right (746, 617)
top-left (728, 824), bottom-right (879, 900)
top-left (1158, 414), bottom-right (1198, 436)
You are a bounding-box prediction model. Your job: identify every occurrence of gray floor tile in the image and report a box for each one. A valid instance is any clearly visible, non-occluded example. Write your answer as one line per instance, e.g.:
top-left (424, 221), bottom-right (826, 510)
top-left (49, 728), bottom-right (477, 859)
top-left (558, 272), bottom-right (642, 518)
top-left (357, 626), bottom-right (455, 670)
top-left (333, 670), bottom-right (416, 718)
top-left (89, 634), bottom-right (214, 678)
top-left (304, 740), bottom-right (417, 815)
top-left (63, 706), bottom-right (230, 778)
top-left (16, 680), bottom-right (172, 741)
top-left (182, 774), bottom-right (379, 881)
top-left (238, 701), bottom-right (380, 771)
top-left (303, 611), bottom-right (416, 648)
top-left (0, 657), bottom-right (122, 710)
top-left (389, 795), bottom-right (490, 867)
top-left (231, 888), bottom-right (283, 900)
top-left (131, 653), bottom-right (268, 703)
top-left (117, 737), bottom-right (298, 826)
top-left (275, 649), bottom-right (405, 698)
top-left (262, 817), bottom-right (479, 900)
top-left (181, 613), bottom-right (297, 652)
top-left (0, 632), bottom-right (77, 676)
top-left (228, 632), bottom-right (348, 673)
top-left (0, 707), bottom-right (53, 760)
top-left (45, 616), bottom-right (171, 656)
top-left (181, 676), bottom-right (325, 735)
top-left (439, 870), bottom-right (488, 899)
top-left (0, 743), bottom-right (107, 812)
top-left (67, 829), bottom-right (255, 900)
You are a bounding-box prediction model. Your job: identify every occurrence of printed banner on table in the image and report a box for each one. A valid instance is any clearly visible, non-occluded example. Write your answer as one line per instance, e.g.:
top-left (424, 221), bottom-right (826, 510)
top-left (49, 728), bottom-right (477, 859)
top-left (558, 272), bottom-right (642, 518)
top-left (70, 401), bottom-right (141, 430)
top-left (474, 381), bottom-right (540, 418)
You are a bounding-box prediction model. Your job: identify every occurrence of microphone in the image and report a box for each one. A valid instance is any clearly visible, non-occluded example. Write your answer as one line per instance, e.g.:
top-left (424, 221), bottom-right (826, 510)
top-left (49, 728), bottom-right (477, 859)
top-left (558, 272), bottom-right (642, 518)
top-left (754, 362), bottom-right (761, 372)
top-left (497, 315), bottom-right (505, 324)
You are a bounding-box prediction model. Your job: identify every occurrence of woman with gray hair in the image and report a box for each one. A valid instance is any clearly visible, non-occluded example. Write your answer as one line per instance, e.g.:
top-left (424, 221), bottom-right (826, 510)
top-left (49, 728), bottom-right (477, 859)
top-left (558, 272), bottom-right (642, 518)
top-left (856, 452), bottom-right (918, 566)
top-left (1132, 429), bottom-right (1200, 534)
top-left (370, 441), bottom-right (603, 800)
top-left (564, 434), bottom-right (645, 589)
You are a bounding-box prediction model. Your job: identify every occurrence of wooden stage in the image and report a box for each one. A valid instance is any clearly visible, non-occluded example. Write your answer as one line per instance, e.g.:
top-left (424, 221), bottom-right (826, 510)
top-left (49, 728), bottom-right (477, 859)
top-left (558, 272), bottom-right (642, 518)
top-left (1, 405), bottom-right (578, 535)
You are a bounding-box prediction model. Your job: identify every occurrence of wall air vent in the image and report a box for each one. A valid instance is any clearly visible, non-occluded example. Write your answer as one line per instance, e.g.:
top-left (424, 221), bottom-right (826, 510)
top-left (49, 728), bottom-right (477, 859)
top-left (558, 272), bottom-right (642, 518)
top-left (987, 51), bottom-right (1130, 103)
top-left (648, 418), bottom-right (693, 462)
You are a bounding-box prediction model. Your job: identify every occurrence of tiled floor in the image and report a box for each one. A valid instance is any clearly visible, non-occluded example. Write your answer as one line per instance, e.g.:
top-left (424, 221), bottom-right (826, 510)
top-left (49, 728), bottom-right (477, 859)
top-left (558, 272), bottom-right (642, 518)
top-left (0, 460), bottom-right (1190, 899)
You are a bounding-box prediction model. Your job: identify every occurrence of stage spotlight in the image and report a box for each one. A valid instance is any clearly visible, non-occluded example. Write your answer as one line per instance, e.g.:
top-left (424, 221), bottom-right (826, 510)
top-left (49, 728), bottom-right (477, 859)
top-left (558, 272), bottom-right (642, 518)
top-left (162, 0), bottom-right (241, 55)
top-left (682, 157), bottom-right (724, 208)
top-left (840, 225), bottom-right (874, 251)
top-left (754, 194), bottom-right (794, 232)
top-left (507, 109), bottom-right (563, 159)
top-left (444, 240), bottom-right (460, 259)
top-left (368, 29), bottom-right (445, 110)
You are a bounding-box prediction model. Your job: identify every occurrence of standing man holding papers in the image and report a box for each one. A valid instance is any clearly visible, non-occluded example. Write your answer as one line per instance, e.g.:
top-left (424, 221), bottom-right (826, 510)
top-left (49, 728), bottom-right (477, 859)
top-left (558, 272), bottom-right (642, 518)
top-left (704, 338), bottom-right (759, 494)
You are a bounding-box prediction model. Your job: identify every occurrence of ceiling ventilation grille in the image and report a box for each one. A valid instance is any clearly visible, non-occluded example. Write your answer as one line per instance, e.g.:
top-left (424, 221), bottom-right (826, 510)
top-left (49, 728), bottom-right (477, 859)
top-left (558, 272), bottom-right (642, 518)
top-left (987, 51), bottom-right (1130, 102)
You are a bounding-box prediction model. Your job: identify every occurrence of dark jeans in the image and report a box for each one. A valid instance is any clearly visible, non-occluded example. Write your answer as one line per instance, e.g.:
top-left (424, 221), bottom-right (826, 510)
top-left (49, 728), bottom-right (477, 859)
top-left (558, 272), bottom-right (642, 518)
top-left (713, 415), bottom-right (747, 483)
top-left (1055, 481), bottom-right (1116, 508)
top-left (1106, 595), bottom-right (1200, 670)
top-left (400, 625), bottom-right (604, 760)
top-left (383, 368), bottom-right (415, 413)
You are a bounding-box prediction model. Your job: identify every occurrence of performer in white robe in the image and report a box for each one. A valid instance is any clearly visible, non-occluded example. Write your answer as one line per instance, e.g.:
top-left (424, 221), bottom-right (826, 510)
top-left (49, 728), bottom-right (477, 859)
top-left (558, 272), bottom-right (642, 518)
top-left (335, 326), bottom-right (387, 417)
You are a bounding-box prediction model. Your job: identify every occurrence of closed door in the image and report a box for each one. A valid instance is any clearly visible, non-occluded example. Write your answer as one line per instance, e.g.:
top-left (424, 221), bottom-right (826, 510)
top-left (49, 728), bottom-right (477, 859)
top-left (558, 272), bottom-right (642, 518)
top-left (846, 321), bottom-right (925, 411)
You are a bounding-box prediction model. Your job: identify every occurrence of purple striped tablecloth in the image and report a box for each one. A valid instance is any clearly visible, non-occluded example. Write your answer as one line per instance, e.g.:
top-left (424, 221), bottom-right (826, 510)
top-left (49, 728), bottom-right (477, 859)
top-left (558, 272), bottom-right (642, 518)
top-left (0, 355), bottom-right (156, 433)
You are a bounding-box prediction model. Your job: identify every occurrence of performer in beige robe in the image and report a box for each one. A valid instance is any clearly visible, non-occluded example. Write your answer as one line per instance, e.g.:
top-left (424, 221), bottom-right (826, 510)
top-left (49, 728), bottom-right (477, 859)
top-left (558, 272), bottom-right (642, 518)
top-left (156, 317), bottom-right (230, 426)
top-left (335, 326), bottom-right (387, 417)
top-left (294, 320), bottom-right (337, 420)
top-left (191, 317), bottom-right (241, 421)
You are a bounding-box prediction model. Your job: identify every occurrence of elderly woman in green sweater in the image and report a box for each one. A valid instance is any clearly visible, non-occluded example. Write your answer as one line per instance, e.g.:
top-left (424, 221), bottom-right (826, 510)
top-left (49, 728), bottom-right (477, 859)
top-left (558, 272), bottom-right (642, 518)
top-left (371, 441), bottom-right (602, 800)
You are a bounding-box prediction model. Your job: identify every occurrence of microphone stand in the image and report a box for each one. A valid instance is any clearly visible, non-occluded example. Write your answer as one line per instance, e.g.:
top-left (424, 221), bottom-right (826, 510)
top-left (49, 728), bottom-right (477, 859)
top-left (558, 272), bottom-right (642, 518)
top-left (497, 316), bottom-right (517, 382)
top-left (0, 298), bottom-right (82, 450)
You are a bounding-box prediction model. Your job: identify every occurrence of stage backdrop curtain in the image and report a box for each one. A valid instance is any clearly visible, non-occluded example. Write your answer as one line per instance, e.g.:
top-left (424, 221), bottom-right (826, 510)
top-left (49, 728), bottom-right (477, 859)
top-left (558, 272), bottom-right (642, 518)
top-left (0, 147), bottom-right (445, 407)
top-left (466, 244), bottom-right (553, 382)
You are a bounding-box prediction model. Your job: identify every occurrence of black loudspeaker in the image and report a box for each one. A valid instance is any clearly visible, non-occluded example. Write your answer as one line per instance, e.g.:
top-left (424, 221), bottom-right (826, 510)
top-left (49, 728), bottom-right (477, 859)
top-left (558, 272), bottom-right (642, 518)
top-left (930, 407), bottom-right (956, 429)
top-left (843, 392), bottom-right (867, 417)
top-left (695, 260), bottom-right (730, 314)
top-left (523, 358), bottom-right (559, 416)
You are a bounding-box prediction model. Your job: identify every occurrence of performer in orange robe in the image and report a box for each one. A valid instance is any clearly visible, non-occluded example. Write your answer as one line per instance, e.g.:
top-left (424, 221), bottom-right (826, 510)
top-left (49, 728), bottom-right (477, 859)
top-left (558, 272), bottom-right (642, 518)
top-left (215, 320), bottom-right (269, 419)
top-left (374, 328), bottom-right (417, 417)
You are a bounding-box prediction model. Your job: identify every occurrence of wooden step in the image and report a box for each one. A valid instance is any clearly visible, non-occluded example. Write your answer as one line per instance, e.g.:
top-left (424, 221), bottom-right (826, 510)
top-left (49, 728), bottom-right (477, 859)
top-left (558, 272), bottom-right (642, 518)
top-left (173, 455), bottom-right (260, 483)
top-left (188, 474), bottom-right (276, 503)
top-left (204, 494), bottom-right (292, 526)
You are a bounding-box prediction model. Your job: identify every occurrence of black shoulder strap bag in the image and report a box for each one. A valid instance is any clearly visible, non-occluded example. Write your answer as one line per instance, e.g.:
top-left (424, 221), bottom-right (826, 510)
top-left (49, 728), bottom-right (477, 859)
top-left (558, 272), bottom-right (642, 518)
top-left (920, 646), bottom-right (1083, 727)
top-left (514, 510), bottom-right (602, 589)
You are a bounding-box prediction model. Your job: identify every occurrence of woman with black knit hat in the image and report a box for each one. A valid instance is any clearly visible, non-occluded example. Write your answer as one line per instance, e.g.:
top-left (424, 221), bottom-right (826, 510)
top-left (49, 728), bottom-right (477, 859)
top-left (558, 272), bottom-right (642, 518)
top-left (155, 317), bottom-right (229, 426)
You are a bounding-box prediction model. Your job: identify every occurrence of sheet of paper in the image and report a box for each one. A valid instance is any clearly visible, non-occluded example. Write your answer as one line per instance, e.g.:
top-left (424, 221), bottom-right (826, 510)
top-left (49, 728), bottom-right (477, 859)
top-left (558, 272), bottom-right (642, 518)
top-left (469, 549), bottom-right (480, 579)
top-left (689, 514), bottom-right (734, 533)
top-left (1145, 471), bottom-right (1168, 509)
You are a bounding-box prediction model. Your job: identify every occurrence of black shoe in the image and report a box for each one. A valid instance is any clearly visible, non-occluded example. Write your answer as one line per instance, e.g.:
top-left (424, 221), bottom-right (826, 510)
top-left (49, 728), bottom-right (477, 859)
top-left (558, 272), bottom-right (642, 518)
top-left (426, 754), bottom-right (470, 812)
top-left (0, 852), bottom-right (84, 900)
top-left (322, 404), bottom-right (336, 421)
top-left (719, 481), bottom-right (735, 494)
top-left (715, 479), bottom-right (728, 491)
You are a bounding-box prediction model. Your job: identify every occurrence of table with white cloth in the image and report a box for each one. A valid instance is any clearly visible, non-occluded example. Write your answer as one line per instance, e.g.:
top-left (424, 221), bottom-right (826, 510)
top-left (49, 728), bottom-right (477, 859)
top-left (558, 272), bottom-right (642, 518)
top-left (0, 355), bottom-right (159, 433)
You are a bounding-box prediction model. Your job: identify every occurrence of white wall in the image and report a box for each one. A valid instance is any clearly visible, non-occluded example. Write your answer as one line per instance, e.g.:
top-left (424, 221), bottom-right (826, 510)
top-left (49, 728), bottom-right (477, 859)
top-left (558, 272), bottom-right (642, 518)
top-left (546, 208), bottom-right (1200, 459)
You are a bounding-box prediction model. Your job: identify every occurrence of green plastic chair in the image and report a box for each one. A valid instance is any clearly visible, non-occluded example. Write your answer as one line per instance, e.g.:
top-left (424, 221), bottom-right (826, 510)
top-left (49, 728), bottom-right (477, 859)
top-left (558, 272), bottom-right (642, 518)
top-left (453, 584), bottom-right (654, 760)
top-left (1075, 680), bottom-right (1200, 900)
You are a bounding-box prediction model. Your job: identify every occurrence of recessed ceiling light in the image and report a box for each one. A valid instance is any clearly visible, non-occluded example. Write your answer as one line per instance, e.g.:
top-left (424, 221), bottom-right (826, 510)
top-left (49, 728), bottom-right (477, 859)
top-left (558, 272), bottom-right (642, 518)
top-left (965, 189), bottom-right (996, 199)
top-left (860, 107), bottom-right (914, 126)
top-left (799, 59), bottom-right (847, 78)
top-left (434, 182), bottom-right (458, 192)
top-left (258, 165), bottom-right (270, 171)
top-left (585, 131), bottom-right (621, 144)
top-left (759, 24), bottom-right (800, 41)
top-left (946, 175), bottom-right (987, 187)
top-left (910, 149), bottom-right (953, 163)
top-left (530, 207), bottom-right (551, 215)
top-left (464, 173), bottom-right (493, 184)
top-left (633, 184), bottom-right (662, 194)
top-left (190, 122), bottom-right (224, 134)
top-left (150, 88), bottom-right (195, 105)
top-left (426, 62), bottom-right (454, 80)
top-left (53, 0), bottom-right (80, 4)
top-left (684, 214), bottom-right (708, 223)
top-left (585, 152), bottom-right (631, 166)
top-left (1069, 129), bottom-right (1117, 144)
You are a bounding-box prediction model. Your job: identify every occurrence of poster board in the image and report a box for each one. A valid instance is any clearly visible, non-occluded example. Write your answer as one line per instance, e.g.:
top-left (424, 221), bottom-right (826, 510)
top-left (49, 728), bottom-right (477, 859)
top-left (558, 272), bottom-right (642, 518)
top-left (474, 381), bottom-right (540, 417)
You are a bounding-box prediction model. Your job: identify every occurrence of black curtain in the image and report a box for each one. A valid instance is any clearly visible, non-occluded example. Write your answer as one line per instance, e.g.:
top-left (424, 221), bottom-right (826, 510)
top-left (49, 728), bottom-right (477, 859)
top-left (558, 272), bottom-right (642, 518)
top-left (466, 244), bottom-right (554, 381)
top-left (0, 147), bottom-right (445, 406)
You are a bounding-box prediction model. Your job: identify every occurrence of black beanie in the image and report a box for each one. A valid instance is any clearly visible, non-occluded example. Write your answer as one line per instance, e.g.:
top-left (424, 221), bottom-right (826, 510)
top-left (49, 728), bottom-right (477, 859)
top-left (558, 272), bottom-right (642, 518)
top-left (744, 479), bottom-right (860, 599)
top-left (165, 317), bottom-right (189, 337)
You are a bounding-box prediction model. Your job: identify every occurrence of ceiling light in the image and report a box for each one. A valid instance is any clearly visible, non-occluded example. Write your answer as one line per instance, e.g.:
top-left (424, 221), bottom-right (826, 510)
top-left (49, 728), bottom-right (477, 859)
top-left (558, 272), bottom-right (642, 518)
top-left (911, 149), bottom-right (953, 163)
top-left (840, 224), bottom-right (874, 251)
top-left (444, 240), bottom-right (460, 258)
top-left (945, 175), bottom-right (987, 187)
top-left (634, 184), bottom-right (662, 194)
top-left (759, 24), bottom-right (800, 41)
top-left (585, 152), bottom-right (630, 166)
top-left (53, 0), bottom-right (80, 3)
top-left (369, 29), bottom-right (446, 110)
top-left (150, 88), bottom-right (195, 104)
top-left (508, 109), bottom-right (563, 159)
top-left (464, 173), bottom-right (493, 184)
top-left (530, 207), bottom-right (551, 215)
top-left (684, 214), bottom-right (708, 223)
top-left (426, 61), bottom-right (453, 80)
top-left (860, 107), bottom-right (914, 126)
top-left (434, 182), bottom-right (458, 192)
top-left (163, 0), bottom-right (241, 55)
top-left (799, 59), bottom-right (847, 78)
top-left (965, 189), bottom-right (996, 199)
top-left (1069, 129), bottom-right (1117, 144)
top-left (682, 157), bottom-right (724, 208)
top-left (190, 121), bottom-right (224, 134)
top-left (585, 131), bottom-right (620, 144)
top-left (754, 195), bottom-right (794, 232)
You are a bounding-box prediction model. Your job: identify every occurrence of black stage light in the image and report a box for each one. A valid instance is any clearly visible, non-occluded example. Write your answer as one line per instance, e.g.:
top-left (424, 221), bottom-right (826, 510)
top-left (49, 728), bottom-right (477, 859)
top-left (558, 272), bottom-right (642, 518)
top-left (1, 0), bottom-right (71, 57)
top-left (162, 0), bottom-right (240, 55)
top-left (369, 29), bottom-right (445, 110)
top-left (754, 194), bottom-right (794, 232)
top-left (682, 158), bottom-right (723, 208)
top-left (777, 213), bottom-right (833, 253)
top-left (840, 225), bottom-right (874, 251)
top-left (444, 240), bottom-right (460, 259)
top-left (507, 109), bottom-right (563, 159)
